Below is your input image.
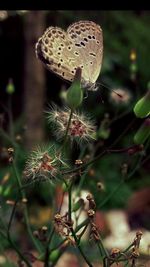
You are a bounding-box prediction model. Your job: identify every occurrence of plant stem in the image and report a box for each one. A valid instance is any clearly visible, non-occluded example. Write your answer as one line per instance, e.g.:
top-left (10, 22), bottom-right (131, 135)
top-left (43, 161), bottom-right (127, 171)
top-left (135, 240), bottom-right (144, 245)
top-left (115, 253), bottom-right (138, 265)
top-left (67, 179), bottom-right (92, 266)
top-left (71, 227), bottom-right (93, 267)
top-left (7, 200), bottom-right (32, 267)
top-left (8, 95), bottom-right (14, 141)
top-left (63, 118), bottom-right (136, 176)
top-left (0, 128), bottom-right (18, 148)
top-left (68, 182), bottom-right (73, 222)
top-left (44, 227), bottom-right (55, 267)
top-left (12, 160), bottom-right (42, 253)
top-left (59, 108), bottom-right (73, 154)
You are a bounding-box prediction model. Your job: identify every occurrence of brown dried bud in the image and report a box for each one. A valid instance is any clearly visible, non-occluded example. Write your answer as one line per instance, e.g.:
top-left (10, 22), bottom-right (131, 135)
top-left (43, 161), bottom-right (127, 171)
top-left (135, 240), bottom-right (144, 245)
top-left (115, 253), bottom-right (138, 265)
top-left (8, 156), bottom-right (13, 163)
top-left (86, 194), bottom-right (96, 209)
top-left (86, 193), bottom-right (93, 201)
top-left (16, 135), bottom-right (22, 142)
top-left (136, 230), bottom-right (143, 237)
top-left (41, 226), bottom-right (48, 232)
top-left (89, 199), bottom-right (96, 210)
top-left (7, 147), bottom-right (14, 154)
top-left (111, 248), bottom-right (120, 257)
top-left (33, 230), bottom-right (39, 238)
top-left (88, 169), bottom-right (95, 176)
top-left (65, 236), bottom-right (76, 246)
top-left (75, 159), bottom-right (83, 165)
top-left (90, 223), bottom-right (100, 241)
top-left (131, 250), bottom-right (139, 258)
top-left (54, 213), bottom-right (62, 222)
top-left (87, 209), bottom-right (95, 218)
top-left (97, 182), bottom-right (105, 191)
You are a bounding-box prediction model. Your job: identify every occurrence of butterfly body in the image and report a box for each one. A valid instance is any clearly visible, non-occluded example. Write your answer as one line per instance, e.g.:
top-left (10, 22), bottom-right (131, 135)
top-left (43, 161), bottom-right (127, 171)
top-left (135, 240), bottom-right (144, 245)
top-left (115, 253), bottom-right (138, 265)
top-left (36, 20), bottom-right (103, 91)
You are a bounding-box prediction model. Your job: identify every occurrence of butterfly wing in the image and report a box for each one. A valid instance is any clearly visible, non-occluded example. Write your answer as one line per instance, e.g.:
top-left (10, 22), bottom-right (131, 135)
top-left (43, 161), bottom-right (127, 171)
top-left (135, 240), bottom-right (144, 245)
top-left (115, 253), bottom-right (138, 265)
top-left (36, 26), bottom-right (80, 83)
top-left (67, 21), bottom-right (103, 85)
top-left (35, 21), bottom-right (103, 89)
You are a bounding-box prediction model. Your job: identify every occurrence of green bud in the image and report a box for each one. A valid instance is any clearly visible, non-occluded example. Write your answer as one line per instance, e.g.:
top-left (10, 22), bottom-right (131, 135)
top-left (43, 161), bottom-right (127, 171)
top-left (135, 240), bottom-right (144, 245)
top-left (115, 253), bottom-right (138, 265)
top-left (134, 118), bottom-right (150, 145)
top-left (72, 198), bottom-right (84, 212)
top-left (134, 89), bottom-right (150, 118)
top-left (130, 63), bottom-right (138, 73)
top-left (98, 128), bottom-right (110, 139)
top-left (6, 79), bottom-right (15, 94)
top-left (67, 68), bottom-right (83, 109)
top-left (3, 185), bottom-right (11, 196)
top-left (49, 250), bottom-right (60, 262)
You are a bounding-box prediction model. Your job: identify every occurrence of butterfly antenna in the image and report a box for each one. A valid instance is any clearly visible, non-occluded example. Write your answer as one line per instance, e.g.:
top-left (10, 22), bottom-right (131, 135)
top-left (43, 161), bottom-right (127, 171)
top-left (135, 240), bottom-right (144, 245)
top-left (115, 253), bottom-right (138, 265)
top-left (97, 81), bottom-right (123, 99)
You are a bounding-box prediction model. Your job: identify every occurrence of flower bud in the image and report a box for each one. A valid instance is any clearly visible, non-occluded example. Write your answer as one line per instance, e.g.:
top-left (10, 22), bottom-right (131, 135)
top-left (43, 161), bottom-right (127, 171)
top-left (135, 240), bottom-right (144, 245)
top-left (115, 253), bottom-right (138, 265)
top-left (130, 49), bottom-right (137, 61)
top-left (49, 250), bottom-right (60, 262)
top-left (134, 118), bottom-right (150, 144)
top-left (134, 89), bottom-right (150, 118)
top-left (6, 79), bottom-right (15, 94)
top-left (130, 63), bottom-right (138, 73)
top-left (67, 68), bottom-right (83, 109)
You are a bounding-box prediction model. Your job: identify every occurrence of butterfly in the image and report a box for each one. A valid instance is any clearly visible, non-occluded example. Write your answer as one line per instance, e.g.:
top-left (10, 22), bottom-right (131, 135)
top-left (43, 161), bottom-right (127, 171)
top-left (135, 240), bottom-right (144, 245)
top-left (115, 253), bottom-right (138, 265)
top-left (35, 20), bottom-right (103, 91)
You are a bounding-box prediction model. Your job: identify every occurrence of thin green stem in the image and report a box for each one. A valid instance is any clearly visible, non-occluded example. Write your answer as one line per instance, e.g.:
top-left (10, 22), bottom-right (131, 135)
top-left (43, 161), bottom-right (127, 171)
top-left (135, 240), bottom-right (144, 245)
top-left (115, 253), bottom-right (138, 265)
top-left (59, 108), bottom-right (73, 154)
top-left (0, 229), bottom-right (7, 240)
top-left (8, 95), bottom-right (14, 140)
top-left (71, 227), bottom-right (93, 267)
top-left (98, 238), bottom-right (109, 258)
top-left (7, 200), bottom-right (32, 267)
top-left (67, 174), bottom-right (92, 266)
top-left (74, 154), bottom-right (150, 238)
top-left (44, 227), bottom-right (55, 267)
top-left (75, 218), bottom-right (89, 233)
top-left (0, 128), bottom-right (18, 148)
top-left (12, 161), bottom-right (42, 253)
top-left (63, 118), bottom-right (136, 176)
top-left (97, 154), bottom-right (143, 209)
top-left (43, 183), bottom-right (67, 266)
top-left (68, 182), bottom-right (73, 222)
